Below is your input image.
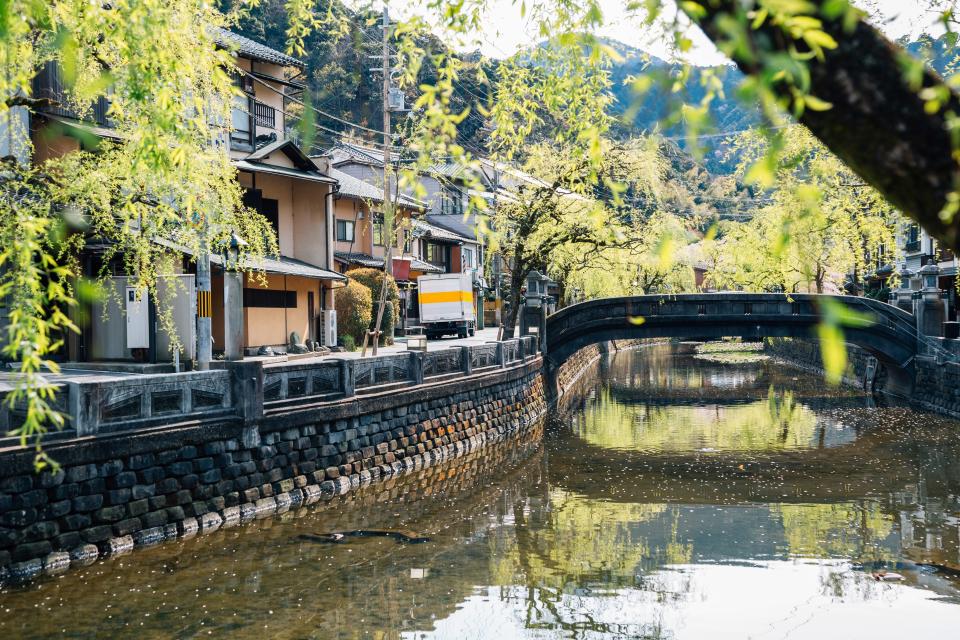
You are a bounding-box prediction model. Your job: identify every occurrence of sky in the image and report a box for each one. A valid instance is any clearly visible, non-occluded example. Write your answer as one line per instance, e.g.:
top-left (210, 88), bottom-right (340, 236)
top-left (383, 0), bottom-right (951, 63)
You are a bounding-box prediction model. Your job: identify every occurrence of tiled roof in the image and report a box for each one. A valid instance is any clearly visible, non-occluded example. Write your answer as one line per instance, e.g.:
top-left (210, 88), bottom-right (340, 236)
top-left (335, 252), bottom-right (384, 269)
top-left (329, 169), bottom-right (382, 202)
top-left (327, 167), bottom-right (427, 210)
top-left (412, 219), bottom-right (474, 244)
top-left (426, 214), bottom-right (481, 241)
top-left (248, 255), bottom-right (345, 280)
top-left (409, 257), bottom-right (444, 274)
top-left (214, 28), bottom-right (305, 69)
top-left (327, 142), bottom-right (400, 167)
top-left (334, 252), bottom-right (444, 275)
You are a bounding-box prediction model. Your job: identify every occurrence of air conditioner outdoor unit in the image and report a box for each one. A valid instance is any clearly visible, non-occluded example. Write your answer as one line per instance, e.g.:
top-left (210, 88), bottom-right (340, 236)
top-left (320, 309), bottom-right (337, 347)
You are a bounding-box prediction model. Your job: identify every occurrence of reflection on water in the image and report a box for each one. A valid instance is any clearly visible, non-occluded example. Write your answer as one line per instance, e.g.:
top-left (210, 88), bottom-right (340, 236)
top-left (4, 344), bottom-right (960, 638)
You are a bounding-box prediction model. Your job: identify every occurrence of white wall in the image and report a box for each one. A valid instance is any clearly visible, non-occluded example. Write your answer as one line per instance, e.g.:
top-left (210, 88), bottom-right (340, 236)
top-left (91, 276), bottom-right (196, 361)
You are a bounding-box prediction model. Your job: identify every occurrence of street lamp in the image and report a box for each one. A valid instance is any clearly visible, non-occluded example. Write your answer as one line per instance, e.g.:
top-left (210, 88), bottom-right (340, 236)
top-left (919, 263), bottom-right (940, 292)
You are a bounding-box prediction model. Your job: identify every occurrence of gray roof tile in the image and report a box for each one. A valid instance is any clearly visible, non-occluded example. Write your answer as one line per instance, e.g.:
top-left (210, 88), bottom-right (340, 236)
top-left (214, 28), bottom-right (305, 69)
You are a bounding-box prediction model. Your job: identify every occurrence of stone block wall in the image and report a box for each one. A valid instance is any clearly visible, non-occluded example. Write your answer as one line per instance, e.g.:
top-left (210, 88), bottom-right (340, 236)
top-left (0, 359), bottom-right (546, 584)
top-left (554, 343), bottom-right (606, 395)
top-left (764, 337), bottom-right (871, 388)
top-left (767, 337), bottom-right (960, 418)
top-left (913, 356), bottom-right (960, 418)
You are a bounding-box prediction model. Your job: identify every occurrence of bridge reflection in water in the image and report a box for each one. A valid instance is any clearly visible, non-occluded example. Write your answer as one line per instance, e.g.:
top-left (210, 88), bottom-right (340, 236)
top-left (3, 345), bottom-right (960, 638)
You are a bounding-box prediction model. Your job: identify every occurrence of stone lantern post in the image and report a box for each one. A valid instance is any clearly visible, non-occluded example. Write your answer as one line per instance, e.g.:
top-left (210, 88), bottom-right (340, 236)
top-left (890, 267), bottom-right (915, 314)
top-left (520, 270), bottom-right (550, 351)
top-left (916, 263), bottom-right (945, 337)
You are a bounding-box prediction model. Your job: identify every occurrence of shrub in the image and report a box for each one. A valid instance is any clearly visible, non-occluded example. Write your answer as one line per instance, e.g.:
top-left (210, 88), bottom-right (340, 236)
top-left (340, 334), bottom-right (356, 352)
top-left (348, 267), bottom-right (401, 344)
top-left (335, 279), bottom-right (372, 345)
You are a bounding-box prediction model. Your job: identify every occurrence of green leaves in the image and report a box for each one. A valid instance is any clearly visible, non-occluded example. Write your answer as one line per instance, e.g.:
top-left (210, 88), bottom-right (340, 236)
top-left (817, 298), bottom-right (874, 385)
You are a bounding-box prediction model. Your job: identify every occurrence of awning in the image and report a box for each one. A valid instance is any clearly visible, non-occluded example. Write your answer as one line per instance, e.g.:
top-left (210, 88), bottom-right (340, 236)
top-left (234, 160), bottom-right (337, 185)
top-left (44, 114), bottom-right (122, 141)
top-left (226, 254), bottom-right (345, 281)
top-left (154, 237), bottom-right (344, 281)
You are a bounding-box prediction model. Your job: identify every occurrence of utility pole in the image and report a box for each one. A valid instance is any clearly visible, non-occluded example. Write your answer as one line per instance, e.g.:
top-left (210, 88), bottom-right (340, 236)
top-left (196, 236), bottom-right (212, 371)
top-left (365, 6), bottom-right (394, 356)
top-left (382, 6), bottom-right (393, 270)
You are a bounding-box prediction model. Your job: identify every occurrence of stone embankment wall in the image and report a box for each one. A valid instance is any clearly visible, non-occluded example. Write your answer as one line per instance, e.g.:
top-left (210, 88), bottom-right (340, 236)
top-left (766, 337), bottom-right (960, 419)
top-left (0, 356), bottom-right (547, 584)
top-left (551, 339), bottom-right (661, 402)
top-left (764, 337), bottom-right (871, 388)
top-left (912, 356), bottom-right (960, 418)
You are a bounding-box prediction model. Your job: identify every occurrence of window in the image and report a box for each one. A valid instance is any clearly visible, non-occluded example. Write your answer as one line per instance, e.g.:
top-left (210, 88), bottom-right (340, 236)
top-left (231, 92), bottom-right (253, 148)
top-left (243, 288), bottom-right (297, 308)
top-left (242, 190), bottom-right (279, 239)
top-left (440, 187), bottom-right (463, 216)
top-left (462, 247), bottom-right (474, 269)
top-left (905, 223), bottom-right (921, 252)
top-left (373, 219), bottom-right (385, 246)
top-left (426, 243), bottom-right (448, 269)
top-left (260, 198), bottom-right (279, 239)
top-left (336, 220), bottom-right (355, 242)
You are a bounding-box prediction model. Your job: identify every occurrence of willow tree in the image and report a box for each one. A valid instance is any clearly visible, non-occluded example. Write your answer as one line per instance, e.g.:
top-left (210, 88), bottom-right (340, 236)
top-left (0, 1), bottom-right (276, 468)
top-left (706, 125), bottom-right (900, 294)
top-left (550, 209), bottom-right (697, 300)
top-left (492, 138), bottom-right (665, 332)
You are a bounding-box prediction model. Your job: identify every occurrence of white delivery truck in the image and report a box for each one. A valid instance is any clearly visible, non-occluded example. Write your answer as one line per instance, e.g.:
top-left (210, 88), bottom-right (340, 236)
top-left (417, 272), bottom-right (476, 339)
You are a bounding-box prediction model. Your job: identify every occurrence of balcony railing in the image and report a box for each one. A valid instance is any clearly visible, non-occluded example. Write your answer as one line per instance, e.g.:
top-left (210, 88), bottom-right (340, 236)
top-left (253, 100), bottom-right (276, 130)
top-left (32, 61), bottom-right (110, 126)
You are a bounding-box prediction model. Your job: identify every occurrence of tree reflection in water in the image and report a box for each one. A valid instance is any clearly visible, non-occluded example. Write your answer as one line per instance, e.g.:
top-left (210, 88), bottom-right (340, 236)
top-left (3, 344), bottom-right (960, 639)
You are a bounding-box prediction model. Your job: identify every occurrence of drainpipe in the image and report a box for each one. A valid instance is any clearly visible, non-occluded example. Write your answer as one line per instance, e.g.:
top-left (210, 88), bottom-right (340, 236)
top-left (325, 186), bottom-right (336, 310)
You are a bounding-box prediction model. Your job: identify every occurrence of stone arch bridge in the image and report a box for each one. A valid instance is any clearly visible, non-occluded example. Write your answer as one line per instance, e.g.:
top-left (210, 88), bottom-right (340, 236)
top-left (543, 293), bottom-right (921, 396)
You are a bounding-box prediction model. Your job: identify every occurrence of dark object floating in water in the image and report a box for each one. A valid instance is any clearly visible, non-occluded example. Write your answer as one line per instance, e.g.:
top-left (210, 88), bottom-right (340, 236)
top-left (299, 529), bottom-right (430, 544)
top-left (871, 571), bottom-right (905, 581)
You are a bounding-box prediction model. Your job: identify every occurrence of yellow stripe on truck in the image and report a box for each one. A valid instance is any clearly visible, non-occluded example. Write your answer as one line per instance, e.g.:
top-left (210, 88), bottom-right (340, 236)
top-left (420, 290), bottom-right (473, 304)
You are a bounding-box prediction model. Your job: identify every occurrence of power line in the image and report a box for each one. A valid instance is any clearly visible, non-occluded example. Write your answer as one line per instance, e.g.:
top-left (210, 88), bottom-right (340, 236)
top-left (242, 70), bottom-right (391, 138)
top-left (656, 124), bottom-right (794, 142)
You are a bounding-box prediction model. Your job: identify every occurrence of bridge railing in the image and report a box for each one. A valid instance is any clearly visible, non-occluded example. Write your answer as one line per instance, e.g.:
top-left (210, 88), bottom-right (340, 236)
top-left (544, 293), bottom-right (942, 367)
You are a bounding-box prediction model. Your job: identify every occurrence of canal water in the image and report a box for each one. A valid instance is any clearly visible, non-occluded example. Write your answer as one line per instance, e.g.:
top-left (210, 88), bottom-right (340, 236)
top-left (3, 343), bottom-right (960, 638)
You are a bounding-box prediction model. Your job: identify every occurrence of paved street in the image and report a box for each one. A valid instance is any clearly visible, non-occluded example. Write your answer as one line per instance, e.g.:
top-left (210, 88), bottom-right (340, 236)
top-left (327, 326), bottom-right (508, 359)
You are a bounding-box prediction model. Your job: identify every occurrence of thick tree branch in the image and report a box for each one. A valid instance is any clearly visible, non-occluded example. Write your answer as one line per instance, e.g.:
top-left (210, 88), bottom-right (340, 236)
top-left (684, 0), bottom-right (960, 249)
top-left (5, 95), bottom-right (58, 110)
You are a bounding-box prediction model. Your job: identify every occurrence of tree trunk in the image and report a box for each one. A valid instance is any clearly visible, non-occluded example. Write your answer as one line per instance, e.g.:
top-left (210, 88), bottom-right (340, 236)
top-left (504, 264), bottom-right (526, 337)
top-left (684, 1), bottom-right (960, 249)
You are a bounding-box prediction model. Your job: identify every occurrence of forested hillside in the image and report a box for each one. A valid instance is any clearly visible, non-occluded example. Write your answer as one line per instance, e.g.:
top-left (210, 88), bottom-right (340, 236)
top-left (226, 1), bottom-right (951, 222)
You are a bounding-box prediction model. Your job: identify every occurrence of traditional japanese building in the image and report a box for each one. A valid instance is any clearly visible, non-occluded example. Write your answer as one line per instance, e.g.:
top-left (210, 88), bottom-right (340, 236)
top-left (25, 29), bottom-right (346, 365)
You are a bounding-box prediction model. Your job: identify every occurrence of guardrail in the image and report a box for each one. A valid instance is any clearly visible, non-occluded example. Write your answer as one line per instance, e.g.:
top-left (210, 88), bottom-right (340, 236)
top-left (263, 336), bottom-right (538, 406)
top-left (0, 370), bottom-right (235, 441)
top-left (0, 337), bottom-right (540, 440)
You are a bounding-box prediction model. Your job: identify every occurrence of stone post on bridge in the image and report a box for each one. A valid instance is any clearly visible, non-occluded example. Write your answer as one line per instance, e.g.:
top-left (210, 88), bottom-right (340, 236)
top-left (889, 268), bottom-right (915, 315)
top-left (915, 263), bottom-right (945, 338)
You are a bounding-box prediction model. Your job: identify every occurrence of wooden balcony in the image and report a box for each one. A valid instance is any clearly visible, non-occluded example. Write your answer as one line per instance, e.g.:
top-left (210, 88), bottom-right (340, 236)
top-left (32, 61), bottom-right (110, 125)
